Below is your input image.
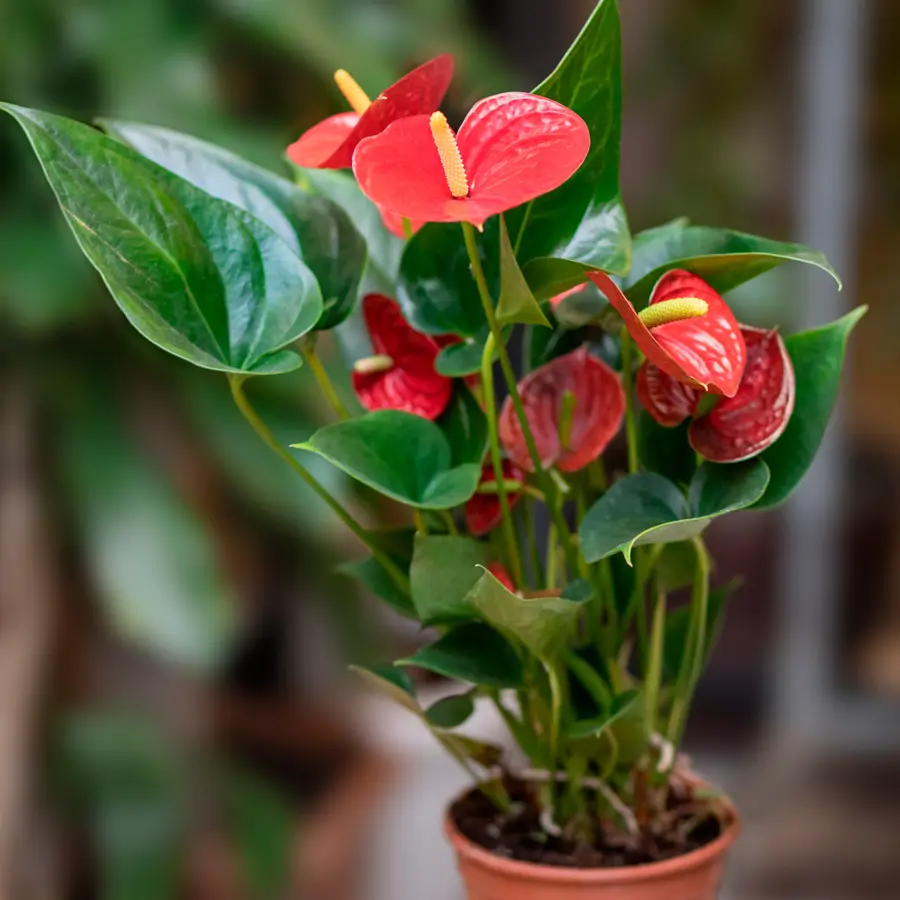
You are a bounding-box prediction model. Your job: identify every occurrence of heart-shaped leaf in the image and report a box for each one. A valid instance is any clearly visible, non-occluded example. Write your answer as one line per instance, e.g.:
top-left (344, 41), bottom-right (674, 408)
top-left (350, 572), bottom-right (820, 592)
top-left (101, 121), bottom-right (366, 330)
top-left (623, 225), bottom-right (840, 308)
top-left (496, 216), bottom-right (550, 327)
top-left (435, 333), bottom-right (490, 376)
top-left (398, 220), bottom-right (499, 337)
top-left (337, 554), bottom-right (415, 619)
top-left (294, 410), bottom-right (481, 509)
top-left (512, 0), bottom-right (630, 284)
top-left (466, 568), bottom-right (586, 661)
top-left (580, 460), bottom-right (770, 563)
top-left (410, 534), bottom-right (490, 625)
top-left (396, 622), bottom-right (524, 688)
top-left (3, 104), bottom-right (322, 374)
top-left (424, 693), bottom-right (476, 729)
top-left (437, 385), bottom-right (488, 467)
top-left (756, 306), bottom-right (866, 507)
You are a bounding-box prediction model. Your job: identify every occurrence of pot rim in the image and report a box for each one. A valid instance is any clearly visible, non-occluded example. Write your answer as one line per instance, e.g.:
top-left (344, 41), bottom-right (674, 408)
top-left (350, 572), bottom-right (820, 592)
top-left (444, 786), bottom-right (740, 885)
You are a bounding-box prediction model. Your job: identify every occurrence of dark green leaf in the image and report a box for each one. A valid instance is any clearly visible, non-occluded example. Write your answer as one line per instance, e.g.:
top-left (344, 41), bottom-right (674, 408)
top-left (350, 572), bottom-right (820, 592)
top-left (580, 461), bottom-right (770, 563)
top-left (410, 534), bottom-right (491, 625)
top-left (3, 104), bottom-right (321, 374)
top-left (398, 220), bottom-right (499, 336)
top-left (757, 307), bottom-right (866, 507)
top-left (513, 0), bottom-right (630, 287)
top-left (561, 579), bottom-right (595, 603)
top-left (397, 623), bottom-right (524, 689)
top-left (295, 411), bottom-right (481, 509)
top-left (438, 385), bottom-right (488, 467)
top-left (338, 556), bottom-right (416, 619)
top-left (568, 689), bottom-right (641, 740)
top-left (435, 332), bottom-right (490, 376)
top-left (466, 568), bottom-right (586, 661)
top-left (637, 410), bottom-right (696, 485)
top-left (496, 216), bottom-right (550, 327)
top-left (425, 693), bottom-right (476, 729)
top-left (350, 664), bottom-right (418, 712)
top-left (102, 121), bottom-right (366, 330)
top-left (624, 225), bottom-right (840, 308)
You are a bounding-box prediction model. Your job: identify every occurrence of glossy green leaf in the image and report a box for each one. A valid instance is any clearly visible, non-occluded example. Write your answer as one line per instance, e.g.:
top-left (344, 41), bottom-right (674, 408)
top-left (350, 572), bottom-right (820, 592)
top-left (466, 568), bottom-right (586, 661)
top-left (436, 333), bottom-right (488, 376)
top-left (350, 664), bottom-right (419, 712)
top-left (410, 534), bottom-right (490, 625)
top-left (438, 385), bottom-right (488, 467)
top-left (60, 392), bottom-right (236, 670)
top-left (637, 410), bottom-right (697, 486)
top-left (425, 693), bottom-right (476, 729)
top-left (3, 104), bottom-right (322, 374)
top-left (293, 165), bottom-right (404, 284)
top-left (624, 225), bottom-right (841, 308)
top-left (496, 216), bottom-right (550, 327)
top-left (338, 556), bottom-right (416, 618)
top-left (757, 307), bottom-right (866, 508)
top-left (102, 121), bottom-right (366, 330)
top-left (398, 220), bottom-right (499, 337)
top-left (396, 623), bottom-right (524, 688)
top-left (514, 0), bottom-right (630, 288)
top-left (580, 460), bottom-right (770, 563)
top-left (295, 411), bottom-right (481, 509)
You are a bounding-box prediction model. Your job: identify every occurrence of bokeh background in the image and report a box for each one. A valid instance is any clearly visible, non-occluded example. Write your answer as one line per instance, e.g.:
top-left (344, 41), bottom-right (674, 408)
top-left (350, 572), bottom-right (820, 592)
top-left (0, 0), bottom-right (897, 898)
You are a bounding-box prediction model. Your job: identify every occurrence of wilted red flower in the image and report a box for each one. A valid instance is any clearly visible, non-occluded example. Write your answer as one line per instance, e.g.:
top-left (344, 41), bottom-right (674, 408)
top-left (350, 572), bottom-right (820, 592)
top-left (499, 347), bottom-right (625, 473)
top-left (639, 326), bottom-right (795, 463)
top-left (465, 459), bottom-right (524, 536)
top-left (287, 55), bottom-right (454, 170)
top-left (352, 92), bottom-right (590, 228)
top-left (487, 561), bottom-right (516, 593)
top-left (588, 270), bottom-right (746, 398)
top-left (352, 294), bottom-right (453, 420)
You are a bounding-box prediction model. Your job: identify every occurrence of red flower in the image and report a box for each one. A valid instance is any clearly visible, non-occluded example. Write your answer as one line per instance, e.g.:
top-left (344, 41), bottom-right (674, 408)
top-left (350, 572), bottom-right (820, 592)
top-left (352, 92), bottom-right (590, 228)
top-left (287, 55), bottom-right (454, 170)
top-left (352, 294), bottom-right (453, 420)
top-left (588, 270), bottom-right (746, 397)
top-left (487, 561), bottom-right (516, 593)
top-left (499, 347), bottom-right (625, 473)
top-left (549, 284), bottom-right (587, 309)
top-left (639, 326), bottom-right (795, 463)
top-left (465, 460), bottom-right (524, 536)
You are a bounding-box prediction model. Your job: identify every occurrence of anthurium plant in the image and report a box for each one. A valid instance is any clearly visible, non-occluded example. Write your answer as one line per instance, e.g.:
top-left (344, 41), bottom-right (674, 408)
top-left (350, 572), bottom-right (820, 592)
top-left (5, 0), bottom-right (861, 866)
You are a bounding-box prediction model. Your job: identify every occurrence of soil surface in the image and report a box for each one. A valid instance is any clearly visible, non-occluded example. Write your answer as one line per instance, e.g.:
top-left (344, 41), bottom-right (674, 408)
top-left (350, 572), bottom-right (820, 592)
top-left (450, 777), bottom-right (724, 869)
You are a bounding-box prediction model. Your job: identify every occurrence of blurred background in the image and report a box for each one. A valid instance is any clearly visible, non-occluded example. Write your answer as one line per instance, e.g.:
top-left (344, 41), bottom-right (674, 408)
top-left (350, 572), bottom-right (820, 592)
top-left (0, 0), bottom-right (897, 897)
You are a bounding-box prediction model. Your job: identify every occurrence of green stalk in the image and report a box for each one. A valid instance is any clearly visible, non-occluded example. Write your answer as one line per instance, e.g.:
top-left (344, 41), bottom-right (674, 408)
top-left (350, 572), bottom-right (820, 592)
top-left (620, 326), bottom-right (639, 474)
top-left (523, 495), bottom-right (544, 586)
top-left (229, 375), bottom-right (409, 595)
top-left (298, 335), bottom-right (351, 420)
top-left (480, 332), bottom-right (524, 587)
top-left (460, 221), bottom-right (579, 577)
top-left (644, 575), bottom-right (667, 733)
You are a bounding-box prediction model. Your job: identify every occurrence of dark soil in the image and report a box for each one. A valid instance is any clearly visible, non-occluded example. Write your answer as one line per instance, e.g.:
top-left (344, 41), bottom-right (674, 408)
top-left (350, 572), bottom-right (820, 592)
top-left (450, 777), bottom-right (724, 869)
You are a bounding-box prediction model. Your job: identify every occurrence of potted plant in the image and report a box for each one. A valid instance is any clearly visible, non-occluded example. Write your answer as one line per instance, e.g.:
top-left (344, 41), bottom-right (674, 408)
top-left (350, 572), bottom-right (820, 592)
top-left (4, 0), bottom-right (862, 896)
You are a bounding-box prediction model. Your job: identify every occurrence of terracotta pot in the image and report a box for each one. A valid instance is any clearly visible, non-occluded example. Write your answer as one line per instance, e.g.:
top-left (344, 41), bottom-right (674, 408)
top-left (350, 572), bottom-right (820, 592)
top-left (445, 798), bottom-right (740, 900)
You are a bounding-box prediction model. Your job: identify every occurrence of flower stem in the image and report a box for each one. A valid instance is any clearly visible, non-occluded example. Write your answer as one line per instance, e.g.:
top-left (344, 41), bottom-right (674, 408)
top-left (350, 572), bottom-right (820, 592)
top-left (481, 332), bottom-right (524, 588)
top-left (620, 326), bottom-right (639, 474)
top-left (228, 375), bottom-right (409, 595)
top-left (299, 335), bottom-right (351, 421)
top-left (644, 575), bottom-right (667, 733)
top-left (460, 220), bottom-right (579, 577)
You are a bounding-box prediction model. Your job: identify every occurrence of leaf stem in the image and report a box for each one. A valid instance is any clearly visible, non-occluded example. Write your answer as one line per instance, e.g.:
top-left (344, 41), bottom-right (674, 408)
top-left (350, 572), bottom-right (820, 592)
top-left (644, 575), bottom-right (667, 733)
top-left (228, 375), bottom-right (409, 594)
top-left (460, 220), bottom-right (579, 576)
top-left (481, 332), bottom-right (524, 587)
top-left (298, 335), bottom-right (351, 420)
top-left (620, 326), bottom-right (639, 474)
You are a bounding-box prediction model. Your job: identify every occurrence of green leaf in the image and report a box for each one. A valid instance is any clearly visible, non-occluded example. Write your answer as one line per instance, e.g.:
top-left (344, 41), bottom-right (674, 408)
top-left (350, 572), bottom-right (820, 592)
top-left (410, 535), bottom-right (491, 625)
top-left (655, 541), bottom-right (698, 592)
top-left (396, 623), bottom-right (524, 689)
top-left (637, 410), bottom-right (697, 485)
top-left (425, 693), bottom-right (476, 729)
top-left (350, 664), bottom-right (419, 712)
top-left (338, 556), bottom-right (416, 618)
top-left (513, 0), bottom-right (631, 288)
top-left (295, 411), bottom-right (481, 509)
top-left (466, 568), bottom-right (586, 661)
top-left (3, 104), bottom-right (321, 375)
top-left (567, 689), bottom-right (641, 740)
top-left (757, 307), bottom-right (866, 508)
top-left (496, 216), bottom-right (550, 327)
top-left (435, 333), bottom-right (489, 376)
top-left (293, 165), bottom-right (404, 285)
top-left (663, 581), bottom-right (738, 680)
top-left (580, 460), bottom-right (770, 563)
top-left (438, 385), bottom-right (488, 467)
top-left (102, 121), bottom-right (366, 330)
top-left (398, 220), bottom-right (499, 336)
top-left (624, 225), bottom-right (841, 308)
top-left (60, 391), bottom-right (236, 670)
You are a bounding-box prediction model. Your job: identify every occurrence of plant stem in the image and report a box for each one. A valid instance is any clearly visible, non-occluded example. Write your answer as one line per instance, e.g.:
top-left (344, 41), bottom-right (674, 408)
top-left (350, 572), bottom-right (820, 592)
top-left (414, 510), bottom-right (429, 535)
top-left (441, 510), bottom-right (459, 535)
top-left (545, 523), bottom-right (559, 591)
top-left (644, 575), bottom-right (667, 733)
top-left (228, 375), bottom-right (409, 594)
top-left (523, 495), bottom-right (544, 586)
top-left (299, 335), bottom-right (351, 420)
top-left (460, 220), bottom-right (579, 576)
top-left (620, 326), bottom-right (639, 474)
top-left (546, 661), bottom-right (565, 814)
top-left (481, 333), bottom-right (524, 587)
